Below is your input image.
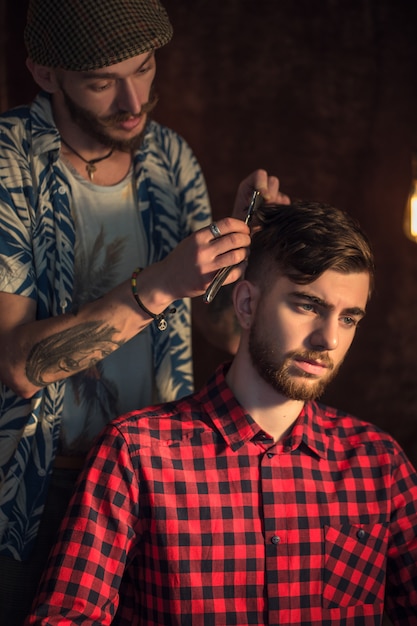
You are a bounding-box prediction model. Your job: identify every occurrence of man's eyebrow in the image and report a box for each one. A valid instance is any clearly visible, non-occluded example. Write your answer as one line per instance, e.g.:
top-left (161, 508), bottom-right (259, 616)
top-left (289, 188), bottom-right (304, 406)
top-left (289, 291), bottom-right (366, 318)
top-left (80, 52), bottom-right (154, 80)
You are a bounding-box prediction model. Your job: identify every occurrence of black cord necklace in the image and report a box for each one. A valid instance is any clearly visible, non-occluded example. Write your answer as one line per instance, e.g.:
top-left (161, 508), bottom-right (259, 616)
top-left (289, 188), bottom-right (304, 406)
top-left (60, 137), bottom-right (114, 182)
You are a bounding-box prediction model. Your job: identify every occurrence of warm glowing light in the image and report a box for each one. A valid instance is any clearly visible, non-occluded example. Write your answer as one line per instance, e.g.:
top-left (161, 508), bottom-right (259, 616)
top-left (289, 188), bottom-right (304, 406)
top-left (411, 193), bottom-right (417, 238)
top-left (404, 154), bottom-right (417, 243)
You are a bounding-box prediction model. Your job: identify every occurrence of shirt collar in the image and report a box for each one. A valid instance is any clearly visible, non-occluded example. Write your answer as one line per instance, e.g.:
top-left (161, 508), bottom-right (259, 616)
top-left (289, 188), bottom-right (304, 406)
top-left (286, 403), bottom-right (328, 459)
top-left (195, 363), bottom-right (328, 458)
top-left (195, 363), bottom-right (264, 452)
top-left (30, 91), bottom-right (61, 158)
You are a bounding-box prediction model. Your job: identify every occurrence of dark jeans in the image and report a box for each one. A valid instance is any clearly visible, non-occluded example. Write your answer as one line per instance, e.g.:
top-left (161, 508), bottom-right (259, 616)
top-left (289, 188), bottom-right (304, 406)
top-left (0, 469), bottom-right (80, 626)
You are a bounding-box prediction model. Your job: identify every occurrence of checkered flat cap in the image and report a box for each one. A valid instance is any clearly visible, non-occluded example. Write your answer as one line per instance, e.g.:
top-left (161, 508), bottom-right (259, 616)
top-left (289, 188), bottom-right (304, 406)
top-left (24, 0), bottom-right (173, 70)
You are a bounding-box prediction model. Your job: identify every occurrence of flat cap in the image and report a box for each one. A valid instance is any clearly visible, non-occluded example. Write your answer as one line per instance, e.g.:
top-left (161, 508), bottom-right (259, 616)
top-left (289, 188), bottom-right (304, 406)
top-left (24, 0), bottom-right (173, 71)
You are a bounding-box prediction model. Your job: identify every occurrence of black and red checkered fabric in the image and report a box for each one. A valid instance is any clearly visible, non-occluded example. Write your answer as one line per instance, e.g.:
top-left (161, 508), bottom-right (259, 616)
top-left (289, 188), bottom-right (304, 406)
top-left (28, 364), bottom-right (417, 625)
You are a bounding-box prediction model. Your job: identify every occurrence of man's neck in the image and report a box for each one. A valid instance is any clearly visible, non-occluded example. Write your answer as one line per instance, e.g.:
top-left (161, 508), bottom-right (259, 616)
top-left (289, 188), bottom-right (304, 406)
top-left (225, 354), bottom-right (304, 444)
top-left (52, 97), bottom-right (132, 186)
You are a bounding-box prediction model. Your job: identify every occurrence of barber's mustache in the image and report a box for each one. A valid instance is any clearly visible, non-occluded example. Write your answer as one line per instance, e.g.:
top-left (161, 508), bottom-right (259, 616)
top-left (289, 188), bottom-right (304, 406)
top-left (100, 93), bottom-right (159, 126)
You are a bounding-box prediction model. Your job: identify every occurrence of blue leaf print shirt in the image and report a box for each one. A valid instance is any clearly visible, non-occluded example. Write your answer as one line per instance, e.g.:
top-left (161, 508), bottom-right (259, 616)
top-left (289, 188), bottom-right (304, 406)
top-left (0, 91), bottom-right (211, 560)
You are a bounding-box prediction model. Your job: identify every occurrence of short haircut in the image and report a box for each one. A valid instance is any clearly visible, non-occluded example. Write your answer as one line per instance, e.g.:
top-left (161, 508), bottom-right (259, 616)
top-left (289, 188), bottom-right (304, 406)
top-left (245, 200), bottom-right (375, 297)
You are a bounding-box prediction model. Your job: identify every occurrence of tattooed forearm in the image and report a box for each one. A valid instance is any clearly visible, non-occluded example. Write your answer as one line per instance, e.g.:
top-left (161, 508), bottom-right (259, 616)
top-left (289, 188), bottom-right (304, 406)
top-left (26, 322), bottom-right (124, 386)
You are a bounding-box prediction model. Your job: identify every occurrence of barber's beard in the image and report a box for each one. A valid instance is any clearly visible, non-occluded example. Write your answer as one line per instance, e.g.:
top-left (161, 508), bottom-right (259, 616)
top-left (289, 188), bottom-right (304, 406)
top-left (60, 87), bottom-right (159, 152)
top-left (248, 322), bottom-right (341, 402)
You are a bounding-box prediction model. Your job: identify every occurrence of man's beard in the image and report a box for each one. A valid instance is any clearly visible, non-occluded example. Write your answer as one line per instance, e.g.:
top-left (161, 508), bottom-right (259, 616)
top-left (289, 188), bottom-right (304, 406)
top-left (60, 86), bottom-right (159, 152)
top-left (248, 322), bottom-right (341, 402)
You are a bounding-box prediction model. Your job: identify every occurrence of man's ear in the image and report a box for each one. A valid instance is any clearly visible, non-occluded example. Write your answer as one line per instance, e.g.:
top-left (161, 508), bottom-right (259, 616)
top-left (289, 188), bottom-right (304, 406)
top-left (233, 280), bottom-right (260, 330)
top-left (26, 58), bottom-right (60, 93)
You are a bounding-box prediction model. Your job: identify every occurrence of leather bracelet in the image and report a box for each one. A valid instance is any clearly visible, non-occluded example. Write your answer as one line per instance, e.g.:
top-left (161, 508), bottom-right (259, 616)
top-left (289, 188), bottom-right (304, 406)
top-left (131, 268), bottom-right (176, 332)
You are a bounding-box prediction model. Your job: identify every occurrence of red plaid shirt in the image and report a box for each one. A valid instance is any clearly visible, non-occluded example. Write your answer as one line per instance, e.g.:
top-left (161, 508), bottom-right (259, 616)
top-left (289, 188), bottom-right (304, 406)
top-left (28, 364), bottom-right (417, 625)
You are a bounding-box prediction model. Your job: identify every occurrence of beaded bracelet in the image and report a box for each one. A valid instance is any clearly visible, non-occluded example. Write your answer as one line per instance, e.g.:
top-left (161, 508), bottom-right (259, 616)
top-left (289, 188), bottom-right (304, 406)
top-left (131, 268), bottom-right (176, 332)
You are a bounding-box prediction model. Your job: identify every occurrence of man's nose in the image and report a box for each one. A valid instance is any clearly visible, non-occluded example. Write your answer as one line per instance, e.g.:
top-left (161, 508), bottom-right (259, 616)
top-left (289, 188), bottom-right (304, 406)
top-left (309, 318), bottom-right (339, 351)
top-left (116, 79), bottom-right (144, 114)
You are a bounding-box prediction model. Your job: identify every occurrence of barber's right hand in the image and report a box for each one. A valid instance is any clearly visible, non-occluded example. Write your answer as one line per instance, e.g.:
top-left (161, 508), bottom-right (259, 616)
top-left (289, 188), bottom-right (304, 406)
top-left (157, 216), bottom-right (251, 301)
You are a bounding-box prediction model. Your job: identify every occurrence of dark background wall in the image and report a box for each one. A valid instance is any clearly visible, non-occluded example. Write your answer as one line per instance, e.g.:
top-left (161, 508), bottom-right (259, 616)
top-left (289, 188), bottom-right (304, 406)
top-left (2, 0), bottom-right (417, 468)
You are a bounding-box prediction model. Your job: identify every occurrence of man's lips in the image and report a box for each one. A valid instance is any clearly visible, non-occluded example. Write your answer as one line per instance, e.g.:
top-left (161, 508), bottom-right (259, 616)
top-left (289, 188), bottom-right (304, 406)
top-left (293, 357), bottom-right (329, 377)
top-left (117, 116), bottom-right (144, 131)
top-left (101, 114), bottom-right (145, 131)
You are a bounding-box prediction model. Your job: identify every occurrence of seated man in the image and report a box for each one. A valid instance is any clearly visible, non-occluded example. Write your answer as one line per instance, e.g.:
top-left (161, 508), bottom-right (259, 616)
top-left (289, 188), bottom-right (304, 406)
top-left (27, 201), bottom-right (417, 625)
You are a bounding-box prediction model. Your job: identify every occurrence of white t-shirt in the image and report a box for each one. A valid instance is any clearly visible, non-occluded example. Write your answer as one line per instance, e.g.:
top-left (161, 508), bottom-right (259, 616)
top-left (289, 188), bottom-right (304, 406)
top-left (59, 161), bottom-right (155, 454)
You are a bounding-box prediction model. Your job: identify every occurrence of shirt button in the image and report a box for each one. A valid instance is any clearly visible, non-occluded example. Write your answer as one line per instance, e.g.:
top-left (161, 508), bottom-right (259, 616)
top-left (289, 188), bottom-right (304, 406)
top-left (271, 535), bottom-right (281, 545)
top-left (58, 186), bottom-right (66, 195)
top-left (357, 529), bottom-right (366, 541)
top-left (267, 452), bottom-right (274, 459)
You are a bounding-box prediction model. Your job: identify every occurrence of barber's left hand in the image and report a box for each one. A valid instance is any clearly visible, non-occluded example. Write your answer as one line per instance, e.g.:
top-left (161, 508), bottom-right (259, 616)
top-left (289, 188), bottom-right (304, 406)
top-left (232, 168), bottom-right (290, 220)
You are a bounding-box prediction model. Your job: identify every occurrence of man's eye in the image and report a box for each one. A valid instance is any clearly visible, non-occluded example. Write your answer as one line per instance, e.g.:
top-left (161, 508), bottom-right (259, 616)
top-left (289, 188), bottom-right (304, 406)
top-left (91, 82), bottom-right (111, 92)
top-left (300, 303), bottom-right (314, 312)
top-left (342, 316), bottom-right (357, 327)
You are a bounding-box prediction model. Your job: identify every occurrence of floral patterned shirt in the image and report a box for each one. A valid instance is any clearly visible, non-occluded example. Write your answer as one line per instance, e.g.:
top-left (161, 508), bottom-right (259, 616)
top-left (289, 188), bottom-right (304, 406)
top-left (0, 91), bottom-right (211, 559)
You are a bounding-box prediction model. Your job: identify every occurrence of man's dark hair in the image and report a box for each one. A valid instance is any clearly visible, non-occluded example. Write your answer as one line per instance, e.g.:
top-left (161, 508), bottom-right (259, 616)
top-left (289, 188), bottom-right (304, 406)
top-left (245, 200), bottom-right (375, 296)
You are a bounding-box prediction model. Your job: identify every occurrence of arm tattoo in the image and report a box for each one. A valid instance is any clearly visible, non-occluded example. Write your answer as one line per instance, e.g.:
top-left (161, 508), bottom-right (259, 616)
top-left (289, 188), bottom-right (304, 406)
top-left (26, 321), bottom-right (124, 386)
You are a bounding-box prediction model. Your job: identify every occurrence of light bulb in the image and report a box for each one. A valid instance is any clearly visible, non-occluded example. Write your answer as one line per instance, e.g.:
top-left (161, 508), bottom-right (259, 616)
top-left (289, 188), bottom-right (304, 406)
top-left (404, 154), bottom-right (417, 243)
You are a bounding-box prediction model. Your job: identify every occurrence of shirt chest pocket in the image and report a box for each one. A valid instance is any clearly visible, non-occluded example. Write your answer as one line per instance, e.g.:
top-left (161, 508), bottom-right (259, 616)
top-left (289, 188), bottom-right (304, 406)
top-left (323, 522), bottom-right (389, 608)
